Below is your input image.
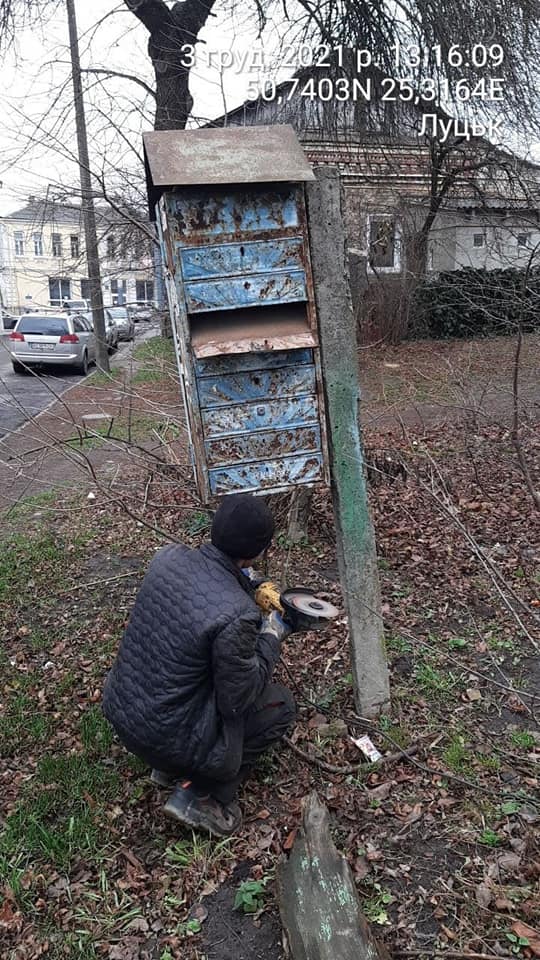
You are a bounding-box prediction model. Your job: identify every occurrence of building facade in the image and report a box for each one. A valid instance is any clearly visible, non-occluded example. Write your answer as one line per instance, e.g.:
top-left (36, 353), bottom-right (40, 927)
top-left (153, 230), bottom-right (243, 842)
top-left (211, 88), bottom-right (540, 280)
top-left (0, 199), bottom-right (156, 314)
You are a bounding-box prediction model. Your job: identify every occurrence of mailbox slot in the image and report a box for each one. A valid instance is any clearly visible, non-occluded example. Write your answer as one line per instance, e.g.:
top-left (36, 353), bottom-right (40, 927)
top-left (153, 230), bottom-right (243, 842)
top-left (189, 303), bottom-right (316, 359)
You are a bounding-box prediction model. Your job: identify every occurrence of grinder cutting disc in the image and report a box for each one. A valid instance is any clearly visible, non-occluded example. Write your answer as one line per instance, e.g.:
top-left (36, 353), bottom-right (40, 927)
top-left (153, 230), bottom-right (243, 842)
top-left (281, 587), bottom-right (339, 631)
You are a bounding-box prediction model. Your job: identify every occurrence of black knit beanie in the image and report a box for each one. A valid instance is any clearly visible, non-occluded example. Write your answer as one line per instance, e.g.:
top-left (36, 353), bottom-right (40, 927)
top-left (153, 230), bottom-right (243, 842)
top-left (211, 493), bottom-right (275, 560)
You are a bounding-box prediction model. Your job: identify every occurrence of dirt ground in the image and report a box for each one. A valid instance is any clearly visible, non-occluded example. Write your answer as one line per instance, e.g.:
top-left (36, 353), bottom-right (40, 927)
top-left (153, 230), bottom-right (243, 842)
top-left (0, 332), bottom-right (539, 960)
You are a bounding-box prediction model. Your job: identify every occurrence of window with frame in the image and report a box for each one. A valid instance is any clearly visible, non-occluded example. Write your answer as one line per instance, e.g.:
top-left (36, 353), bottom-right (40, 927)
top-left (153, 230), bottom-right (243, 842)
top-left (368, 217), bottom-right (400, 271)
top-left (51, 233), bottom-right (63, 257)
top-left (48, 277), bottom-right (72, 306)
top-left (110, 278), bottom-right (126, 305)
top-left (70, 235), bottom-right (80, 258)
top-left (107, 234), bottom-right (116, 259)
top-left (33, 233), bottom-right (44, 257)
top-left (136, 279), bottom-right (154, 303)
top-left (14, 231), bottom-right (24, 256)
top-left (517, 233), bottom-right (530, 247)
top-left (473, 233), bottom-right (485, 247)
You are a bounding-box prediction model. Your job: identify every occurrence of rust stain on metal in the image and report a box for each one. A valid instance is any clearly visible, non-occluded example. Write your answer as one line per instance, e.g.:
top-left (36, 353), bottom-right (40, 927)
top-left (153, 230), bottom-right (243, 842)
top-left (143, 126), bottom-right (315, 188)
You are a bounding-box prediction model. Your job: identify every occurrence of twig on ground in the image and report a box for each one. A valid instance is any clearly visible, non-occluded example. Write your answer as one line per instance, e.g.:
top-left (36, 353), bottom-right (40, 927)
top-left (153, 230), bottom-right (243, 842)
top-left (283, 736), bottom-right (421, 775)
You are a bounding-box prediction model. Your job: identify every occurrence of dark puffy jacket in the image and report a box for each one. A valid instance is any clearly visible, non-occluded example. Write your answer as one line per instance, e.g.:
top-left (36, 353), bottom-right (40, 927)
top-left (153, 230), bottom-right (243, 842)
top-left (102, 543), bottom-right (280, 781)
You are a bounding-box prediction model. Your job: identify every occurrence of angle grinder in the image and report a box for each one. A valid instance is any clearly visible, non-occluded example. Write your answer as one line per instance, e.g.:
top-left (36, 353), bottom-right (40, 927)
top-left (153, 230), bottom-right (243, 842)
top-left (280, 587), bottom-right (339, 632)
top-left (254, 580), bottom-right (339, 632)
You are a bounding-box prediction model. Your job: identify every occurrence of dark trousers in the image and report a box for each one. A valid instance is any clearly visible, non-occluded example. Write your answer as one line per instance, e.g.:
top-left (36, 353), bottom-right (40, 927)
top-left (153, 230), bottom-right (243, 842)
top-left (193, 683), bottom-right (296, 804)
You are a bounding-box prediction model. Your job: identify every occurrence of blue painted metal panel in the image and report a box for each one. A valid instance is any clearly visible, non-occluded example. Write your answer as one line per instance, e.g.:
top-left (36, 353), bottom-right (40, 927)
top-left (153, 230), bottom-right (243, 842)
top-left (195, 348), bottom-right (313, 377)
top-left (202, 395), bottom-right (319, 438)
top-left (185, 270), bottom-right (306, 313)
top-left (180, 238), bottom-right (304, 280)
top-left (206, 425), bottom-right (321, 467)
top-left (172, 188), bottom-right (300, 239)
top-left (197, 365), bottom-right (316, 409)
top-left (209, 453), bottom-right (324, 494)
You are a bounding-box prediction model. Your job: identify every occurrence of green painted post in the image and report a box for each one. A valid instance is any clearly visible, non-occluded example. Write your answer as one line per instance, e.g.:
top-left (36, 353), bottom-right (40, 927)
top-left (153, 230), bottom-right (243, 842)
top-left (305, 166), bottom-right (390, 718)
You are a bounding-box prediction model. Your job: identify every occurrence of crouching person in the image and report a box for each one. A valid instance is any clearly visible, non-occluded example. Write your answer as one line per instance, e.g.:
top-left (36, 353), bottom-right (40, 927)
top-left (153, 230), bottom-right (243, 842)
top-left (102, 494), bottom-right (295, 837)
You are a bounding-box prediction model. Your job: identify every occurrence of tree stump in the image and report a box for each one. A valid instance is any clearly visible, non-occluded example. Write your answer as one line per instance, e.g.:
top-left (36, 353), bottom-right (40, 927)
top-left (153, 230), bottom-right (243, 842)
top-left (277, 793), bottom-right (391, 960)
top-left (287, 487), bottom-right (313, 544)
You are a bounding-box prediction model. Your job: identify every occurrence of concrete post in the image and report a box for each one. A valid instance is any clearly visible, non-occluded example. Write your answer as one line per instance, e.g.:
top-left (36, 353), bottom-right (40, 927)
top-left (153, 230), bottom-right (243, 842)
top-left (306, 166), bottom-right (390, 718)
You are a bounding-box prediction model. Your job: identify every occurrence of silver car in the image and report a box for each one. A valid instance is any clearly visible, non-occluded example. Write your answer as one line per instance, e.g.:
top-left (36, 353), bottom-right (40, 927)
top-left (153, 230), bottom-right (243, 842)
top-left (9, 313), bottom-right (96, 375)
top-left (105, 306), bottom-right (135, 342)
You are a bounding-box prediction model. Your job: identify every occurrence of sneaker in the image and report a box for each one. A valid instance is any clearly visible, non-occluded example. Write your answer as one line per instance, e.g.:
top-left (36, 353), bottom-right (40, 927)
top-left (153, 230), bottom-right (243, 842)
top-left (164, 783), bottom-right (242, 837)
top-left (150, 769), bottom-right (176, 787)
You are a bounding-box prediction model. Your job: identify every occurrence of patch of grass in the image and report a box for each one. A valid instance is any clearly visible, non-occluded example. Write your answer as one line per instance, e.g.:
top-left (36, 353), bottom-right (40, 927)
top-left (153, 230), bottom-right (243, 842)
top-left (478, 754), bottom-right (501, 772)
top-left (132, 336), bottom-right (175, 363)
top-left (68, 413), bottom-right (180, 450)
top-left (386, 633), bottom-right (412, 655)
top-left (7, 491), bottom-right (57, 520)
top-left (79, 706), bottom-right (114, 757)
top-left (378, 715), bottom-right (411, 748)
top-left (446, 636), bottom-right (469, 651)
top-left (478, 828), bottom-right (503, 847)
top-left (510, 730), bottom-right (536, 750)
top-left (86, 366), bottom-right (123, 386)
top-left (0, 754), bottom-right (119, 871)
top-left (28, 629), bottom-right (53, 652)
top-left (32, 931), bottom-right (100, 959)
top-left (0, 693), bottom-right (54, 757)
top-left (443, 735), bottom-right (472, 773)
top-left (414, 662), bottom-right (457, 700)
top-left (164, 833), bottom-right (236, 879)
top-left (132, 367), bottom-right (166, 384)
top-left (485, 628), bottom-right (517, 653)
top-left (0, 531), bottom-right (67, 603)
top-left (56, 670), bottom-right (79, 696)
top-left (183, 510), bottom-right (212, 536)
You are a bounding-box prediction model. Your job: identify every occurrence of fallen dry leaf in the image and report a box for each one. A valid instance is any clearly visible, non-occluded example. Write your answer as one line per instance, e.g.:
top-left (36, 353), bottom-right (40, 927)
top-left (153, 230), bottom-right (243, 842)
top-left (511, 921), bottom-right (540, 957)
top-left (475, 882), bottom-right (492, 908)
top-left (283, 829), bottom-right (297, 851)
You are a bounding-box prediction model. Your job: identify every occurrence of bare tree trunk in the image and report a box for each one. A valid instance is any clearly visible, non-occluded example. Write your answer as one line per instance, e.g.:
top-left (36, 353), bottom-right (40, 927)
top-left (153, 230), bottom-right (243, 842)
top-left (124, 0), bottom-right (217, 130)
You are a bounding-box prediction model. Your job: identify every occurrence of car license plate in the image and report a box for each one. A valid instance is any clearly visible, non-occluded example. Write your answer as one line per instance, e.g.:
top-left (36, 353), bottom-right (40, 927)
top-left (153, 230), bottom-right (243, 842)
top-left (31, 342), bottom-right (50, 351)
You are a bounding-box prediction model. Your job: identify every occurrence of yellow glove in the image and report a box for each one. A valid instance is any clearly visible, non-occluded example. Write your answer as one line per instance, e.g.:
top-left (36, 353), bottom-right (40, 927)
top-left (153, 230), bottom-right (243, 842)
top-left (254, 581), bottom-right (284, 615)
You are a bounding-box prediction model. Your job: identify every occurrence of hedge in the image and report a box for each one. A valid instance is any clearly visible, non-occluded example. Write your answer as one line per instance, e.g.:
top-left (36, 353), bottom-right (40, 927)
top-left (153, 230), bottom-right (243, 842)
top-left (413, 267), bottom-right (540, 339)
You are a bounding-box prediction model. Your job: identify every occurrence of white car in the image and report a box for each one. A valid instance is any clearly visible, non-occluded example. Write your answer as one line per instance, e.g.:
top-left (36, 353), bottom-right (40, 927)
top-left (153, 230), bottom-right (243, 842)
top-left (82, 312), bottom-right (119, 353)
top-left (9, 313), bottom-right (96, 375)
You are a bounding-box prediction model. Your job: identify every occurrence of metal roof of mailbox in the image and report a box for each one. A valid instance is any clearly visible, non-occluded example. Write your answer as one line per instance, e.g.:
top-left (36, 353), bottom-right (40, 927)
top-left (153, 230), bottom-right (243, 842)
top-left (143, 125), bottom-right (314, 193)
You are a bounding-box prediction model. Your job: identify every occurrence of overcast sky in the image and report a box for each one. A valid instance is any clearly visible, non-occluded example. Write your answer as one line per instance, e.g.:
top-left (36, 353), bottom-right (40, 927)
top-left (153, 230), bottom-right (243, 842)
top-left (0, 1), bottom-right (538, 216)
top-left (0, 0), bottom-right (285, 215)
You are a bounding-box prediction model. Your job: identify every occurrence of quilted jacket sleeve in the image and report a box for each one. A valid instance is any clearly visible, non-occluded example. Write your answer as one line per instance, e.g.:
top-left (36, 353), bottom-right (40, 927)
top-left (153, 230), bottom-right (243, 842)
top-left (212, 612), bottom-right (281, 719)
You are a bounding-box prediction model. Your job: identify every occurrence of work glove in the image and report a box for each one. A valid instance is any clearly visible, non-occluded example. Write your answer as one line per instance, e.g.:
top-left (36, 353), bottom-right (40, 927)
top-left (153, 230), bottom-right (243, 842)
top-left (259, 610), bottom-right (293, 643)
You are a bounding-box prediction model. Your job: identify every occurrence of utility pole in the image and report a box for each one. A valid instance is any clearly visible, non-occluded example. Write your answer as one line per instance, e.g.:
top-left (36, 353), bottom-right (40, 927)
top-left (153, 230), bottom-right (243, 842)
top-left (66, 0), bottom-right (109, 372)
top-left (306, 166), bottom-right (390, 718)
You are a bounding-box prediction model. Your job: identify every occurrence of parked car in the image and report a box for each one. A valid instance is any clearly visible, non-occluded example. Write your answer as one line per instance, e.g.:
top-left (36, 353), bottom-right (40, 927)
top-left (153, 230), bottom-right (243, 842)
top-left (9, 313), bottom-right (96, 375)
top-left (128, 303), bottom-right (153, 322)
top-left (62, 298), bottom-right (90, 313)
top-left (105, 306), bottom-right (135, 342)
top-left (82, 312), bottom-right (119, 354)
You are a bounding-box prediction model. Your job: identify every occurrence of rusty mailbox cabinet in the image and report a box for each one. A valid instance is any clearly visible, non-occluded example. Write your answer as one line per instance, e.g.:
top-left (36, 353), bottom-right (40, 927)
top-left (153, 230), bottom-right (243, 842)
top-left (144, 125), bottom-right (330, 501)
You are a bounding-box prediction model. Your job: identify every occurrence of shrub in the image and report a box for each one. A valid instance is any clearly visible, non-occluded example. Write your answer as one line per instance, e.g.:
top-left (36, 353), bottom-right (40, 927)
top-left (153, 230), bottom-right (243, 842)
top-left (412, 267), bottom-right (540, 339)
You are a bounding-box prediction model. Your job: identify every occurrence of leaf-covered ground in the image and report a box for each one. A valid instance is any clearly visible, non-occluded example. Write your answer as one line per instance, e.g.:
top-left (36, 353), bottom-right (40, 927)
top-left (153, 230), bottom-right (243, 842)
top-left (0, 335), bottom-right (539, 960)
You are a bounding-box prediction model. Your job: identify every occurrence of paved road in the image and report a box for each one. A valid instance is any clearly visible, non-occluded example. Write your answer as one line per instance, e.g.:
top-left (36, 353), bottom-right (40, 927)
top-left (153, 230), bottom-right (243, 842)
top-left (0, 323), bottom-right (158, 440)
